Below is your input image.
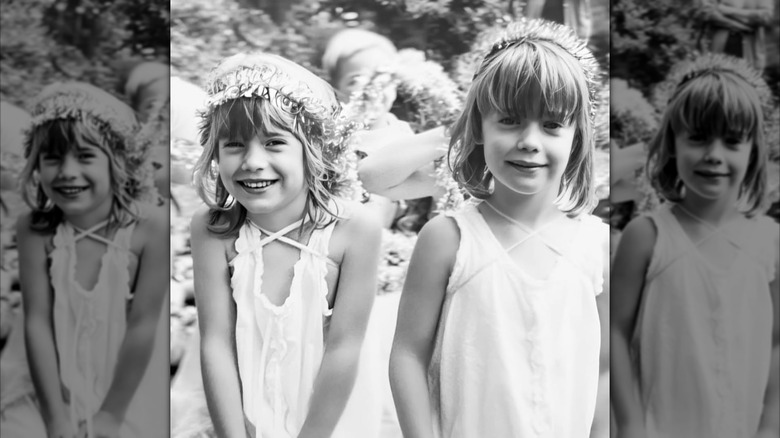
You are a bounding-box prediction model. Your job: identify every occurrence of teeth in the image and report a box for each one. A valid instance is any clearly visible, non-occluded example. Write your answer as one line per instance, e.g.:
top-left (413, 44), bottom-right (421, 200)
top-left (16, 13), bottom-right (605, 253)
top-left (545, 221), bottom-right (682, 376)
top-left (57, 187), bottom-right (87, 194)
top-left (242, 180), bottom-right (274, 189)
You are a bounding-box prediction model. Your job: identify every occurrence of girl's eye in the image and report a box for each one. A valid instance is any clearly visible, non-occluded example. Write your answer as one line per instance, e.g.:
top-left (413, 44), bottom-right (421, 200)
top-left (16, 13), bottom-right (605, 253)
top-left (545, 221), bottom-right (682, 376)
top-left (498, 117), bottom-right (518, 125)
top-left (265, 139), bottom-right (285, 147)
top-left (543, 121), bottom-right (564, 131)
top-left (78, 153), bottom-right (95, 160)
top-left (42, 154), bottom-right (62, 162)
top-left (222, 141), bottom-right (244, 148)
top-left (687, 134), bottom-right (706, 143)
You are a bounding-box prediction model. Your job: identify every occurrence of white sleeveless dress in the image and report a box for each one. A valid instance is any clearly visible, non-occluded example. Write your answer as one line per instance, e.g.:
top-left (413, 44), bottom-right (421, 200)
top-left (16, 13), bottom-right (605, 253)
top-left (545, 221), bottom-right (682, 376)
top-left (631, 204), bottom-right (778, 438)
top-left (428, 204), bottom-right (606, 438)
top-left (230, 214), bottom-right (373, 438)
top-left (49, 220), bottom-right (168, 438)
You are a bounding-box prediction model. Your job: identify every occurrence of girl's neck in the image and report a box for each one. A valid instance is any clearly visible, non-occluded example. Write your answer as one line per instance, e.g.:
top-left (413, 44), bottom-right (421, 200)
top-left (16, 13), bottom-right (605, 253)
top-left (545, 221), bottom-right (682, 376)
top-left (245, 194), bottom-right (309, 233)
top-left (485, 185), bottom-right (565, 229)
top-left (63, 200), bottom-right (114, 231)
top-left (678, 192), bottom-right (742, 226)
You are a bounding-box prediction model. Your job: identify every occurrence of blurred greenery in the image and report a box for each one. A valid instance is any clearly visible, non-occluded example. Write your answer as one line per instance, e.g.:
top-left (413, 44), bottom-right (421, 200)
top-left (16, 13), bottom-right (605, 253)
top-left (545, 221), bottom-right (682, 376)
top-left (171, 0), bottom-right (609, 85)
top-left (0, 0), bottom-right (169, 107)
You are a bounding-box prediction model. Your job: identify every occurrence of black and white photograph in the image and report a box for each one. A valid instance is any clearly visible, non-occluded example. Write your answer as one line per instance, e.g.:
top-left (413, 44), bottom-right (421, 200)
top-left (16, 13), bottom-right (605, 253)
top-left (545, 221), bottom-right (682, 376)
top-left (0, 1), bottom-right (170, 437)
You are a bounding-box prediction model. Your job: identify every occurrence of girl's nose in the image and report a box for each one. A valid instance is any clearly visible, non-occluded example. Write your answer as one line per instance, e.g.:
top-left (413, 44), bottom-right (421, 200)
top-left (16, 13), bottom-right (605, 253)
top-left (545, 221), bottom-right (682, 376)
top-left (703, 139), bottom-right (725, 164)
top-left (516, 122), bottom-right (542, 152)
top-left (241, 140), bottom-right (269, 171)
top-left (58, 154), bottom-right (80, 178)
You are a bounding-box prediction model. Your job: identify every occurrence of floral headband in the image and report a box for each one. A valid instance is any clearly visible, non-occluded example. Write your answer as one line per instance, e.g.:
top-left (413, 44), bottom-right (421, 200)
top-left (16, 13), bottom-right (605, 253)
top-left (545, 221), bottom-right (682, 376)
top-left (658, 53), bottom-right (773, 116)
top-left (200, 56), bottom-right (361, 197)
top-left (475, 18), bottom-right (602, 122)
top-left (25, 82), bottom-right (141, 153)
top-left (23, 82), bottom-right (157, 203)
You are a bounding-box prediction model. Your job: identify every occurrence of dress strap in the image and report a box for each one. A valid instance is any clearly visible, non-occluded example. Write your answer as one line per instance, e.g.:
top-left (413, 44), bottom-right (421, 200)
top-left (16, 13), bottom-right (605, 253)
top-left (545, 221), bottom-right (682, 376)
top-left (674, 203), bottom-right (741, 250)
top-left (248, 218), bottom-right (331, 262)
top-left (71, 220), bottom-right (124, 250)
top-left (483, 201), bottom-right (566, 256)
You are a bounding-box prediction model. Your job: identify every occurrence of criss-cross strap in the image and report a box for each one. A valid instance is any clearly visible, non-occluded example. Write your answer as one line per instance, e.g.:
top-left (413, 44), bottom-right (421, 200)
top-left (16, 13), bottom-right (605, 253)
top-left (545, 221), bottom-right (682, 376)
top-left (247, 218), bottom-right (336, 267)
top-left (71, 220), bottom-right (125, 250)
top-left (674, 204), bottom-right (741, 250)
top-left (483, 201), bottom-right (565, 256)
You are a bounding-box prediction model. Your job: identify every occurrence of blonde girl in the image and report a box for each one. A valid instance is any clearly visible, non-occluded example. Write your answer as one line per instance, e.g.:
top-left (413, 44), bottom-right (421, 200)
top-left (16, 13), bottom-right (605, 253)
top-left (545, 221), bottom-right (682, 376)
top-left (390, 19), bottom-right (608, 438)
top-left (189, 52), bottom-right (381, 438)
top-left (611, 54), bottom-right (779, 438)
top-left (17, 82), bottom-right (168, 438)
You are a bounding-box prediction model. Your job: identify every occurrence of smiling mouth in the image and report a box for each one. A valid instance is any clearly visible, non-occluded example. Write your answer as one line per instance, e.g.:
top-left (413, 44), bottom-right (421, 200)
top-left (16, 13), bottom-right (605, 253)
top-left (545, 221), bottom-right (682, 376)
top-left (53, 186), bottom-right (88, 195)
top-left (239, 179), bottom-right (278, 190)
top-left (694, 170), bottom-right (729, 178)
top-left (508, 161), bottom-right (547, 170)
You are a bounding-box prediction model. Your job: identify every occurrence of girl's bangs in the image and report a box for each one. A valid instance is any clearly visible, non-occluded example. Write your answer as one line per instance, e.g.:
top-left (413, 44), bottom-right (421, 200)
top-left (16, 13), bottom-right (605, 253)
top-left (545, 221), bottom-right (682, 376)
top-left (33, 119), bottom-right (87, 158)
top-left (212, 96), bottom-right (295, 142)
top-left (476, 43), bottom-right (584, 124)
top-left (669, 74), bottom-right (760, 140)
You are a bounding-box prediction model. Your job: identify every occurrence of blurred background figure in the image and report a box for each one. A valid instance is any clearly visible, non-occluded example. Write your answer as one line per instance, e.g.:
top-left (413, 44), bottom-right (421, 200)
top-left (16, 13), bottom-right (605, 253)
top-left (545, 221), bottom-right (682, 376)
top-left (695, 0), bottom-right (776, 72)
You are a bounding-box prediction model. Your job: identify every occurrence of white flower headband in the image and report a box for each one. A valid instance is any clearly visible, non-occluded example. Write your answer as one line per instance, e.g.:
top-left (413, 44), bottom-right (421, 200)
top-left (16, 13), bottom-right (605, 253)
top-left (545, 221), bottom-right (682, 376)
top-left (23, 81), bottom-right (157, 203)
top-left (26, 82), bottom-right (140, 148)
top-left (475, 18), bottom-right (602, 122)
top-left (200, 57), bottom-right (362, 197)
top-left (655, 53), bottom-right (773, 118)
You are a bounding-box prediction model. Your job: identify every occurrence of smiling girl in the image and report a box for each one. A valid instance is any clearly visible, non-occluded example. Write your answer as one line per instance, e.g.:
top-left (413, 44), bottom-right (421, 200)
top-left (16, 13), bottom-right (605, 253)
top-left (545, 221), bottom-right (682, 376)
top-left (389, 19), bottom-right (608, 438)
top-left (611, 54), bottom-right (779, 438)
top-left (16, 82), bottom-right (168, 438)
top-left (188, 52), bottom-right (381, 438)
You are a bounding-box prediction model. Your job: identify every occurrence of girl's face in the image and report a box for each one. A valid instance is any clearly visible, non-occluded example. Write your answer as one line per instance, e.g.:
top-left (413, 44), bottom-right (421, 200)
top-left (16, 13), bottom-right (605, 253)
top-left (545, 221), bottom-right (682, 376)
top-left (481, 110), bottom-right (576, 199)
top-left (38, 142), bottom-right (113, 221)
top-left (674, 131), bottom-right (752, 203)
top-left (218, 127), bottom-right (308, 222)
top-left (335, 49), bottom-right (396, 107)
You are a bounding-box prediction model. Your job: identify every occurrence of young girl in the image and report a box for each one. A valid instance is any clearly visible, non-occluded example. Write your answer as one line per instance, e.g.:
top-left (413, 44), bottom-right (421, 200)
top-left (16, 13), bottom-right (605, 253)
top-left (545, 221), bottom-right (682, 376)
top-left (611, 54), bottom-right (779, 438)
top-left (189, 52), bottom-right (381, 438)
top-left (389, 19), bottom-right (608, 438)
top-left (16, 82), bottom-right (169, 438)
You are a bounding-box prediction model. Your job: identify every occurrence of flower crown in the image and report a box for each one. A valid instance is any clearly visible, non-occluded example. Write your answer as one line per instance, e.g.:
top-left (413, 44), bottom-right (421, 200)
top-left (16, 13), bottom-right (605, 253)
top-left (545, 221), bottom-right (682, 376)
top-left (475, 18), bottom-right (602, 122)
top-left (657, 53), bottom-right (774, 118)
top-left (23, 82), bottom-right (157, 202)
top-left (26, 82), bottom-right (139, 148)
top-left (200, 58), bottom-right (362, 198)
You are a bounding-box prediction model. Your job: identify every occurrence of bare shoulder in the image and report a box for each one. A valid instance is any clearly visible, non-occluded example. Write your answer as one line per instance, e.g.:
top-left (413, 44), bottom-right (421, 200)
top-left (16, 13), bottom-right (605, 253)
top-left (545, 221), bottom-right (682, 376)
top-left (190, 205), bottom-right (213, 240)
top-left (136, 203), bottom-right (168, 234)
top-left (414, 212), bottom-right (460, 269)
top-left (330, 201), bottom-right (382, 259)
top-left (14, 211), bottom-right (50, 247)
top-left (617, 215), bottom-right (657, 258)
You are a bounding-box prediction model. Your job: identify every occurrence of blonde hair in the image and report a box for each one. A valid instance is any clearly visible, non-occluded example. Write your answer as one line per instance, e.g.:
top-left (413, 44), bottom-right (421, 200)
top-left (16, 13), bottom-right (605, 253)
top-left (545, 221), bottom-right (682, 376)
top-left (19, 82), bottom-right (149, 232)
top-left (647, 54), bottom-right (771, 216)
top-left (448, 19), bottom-right (599, 216)
top-left (193, 52), bottom-right (347, 236)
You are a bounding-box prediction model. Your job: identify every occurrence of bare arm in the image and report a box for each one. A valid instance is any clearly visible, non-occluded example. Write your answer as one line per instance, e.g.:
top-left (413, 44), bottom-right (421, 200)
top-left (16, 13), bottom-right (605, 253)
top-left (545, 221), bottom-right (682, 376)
top-left (390, 215), bottom-right (458, 438)
top-left (755, 231), bottom-right (780, 437)
top-left (94, 208), bottom-right (168, 426)
top-left (190, 209), bottom-right (248, 438)
top-left (358, 126), bottom-right (448, 199)
top-left (610, 217), bottom-right (656, 434)
top-left (17, 214), bottom-right (74, 438)
top-left (297, 206), bottom-right (381, 438)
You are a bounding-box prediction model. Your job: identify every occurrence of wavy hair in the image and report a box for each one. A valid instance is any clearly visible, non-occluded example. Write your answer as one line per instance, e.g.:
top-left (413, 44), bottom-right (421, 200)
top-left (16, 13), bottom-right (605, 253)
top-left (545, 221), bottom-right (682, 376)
top-left (193, 54), bottom-right (347, 236)
top-left (647, 54), bottom-right (770, 216)
top-left (448, 20), bottom-right (598, 216)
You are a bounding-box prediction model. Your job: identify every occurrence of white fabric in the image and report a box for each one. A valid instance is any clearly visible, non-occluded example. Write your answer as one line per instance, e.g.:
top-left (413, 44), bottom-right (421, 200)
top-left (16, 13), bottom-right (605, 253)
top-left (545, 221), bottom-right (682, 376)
top-left (428, 204), bottom-right (605, 438)
top-left (49, 220), bottom-right (167, 438)
top-left (631, 203), bottom-right (777, 438)
top-left (230, 214), bottom-right (373, 438)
